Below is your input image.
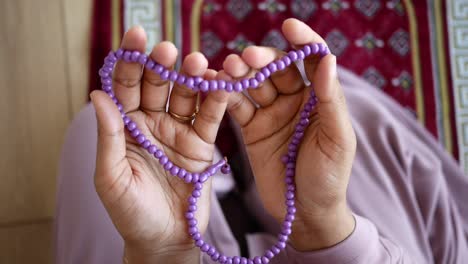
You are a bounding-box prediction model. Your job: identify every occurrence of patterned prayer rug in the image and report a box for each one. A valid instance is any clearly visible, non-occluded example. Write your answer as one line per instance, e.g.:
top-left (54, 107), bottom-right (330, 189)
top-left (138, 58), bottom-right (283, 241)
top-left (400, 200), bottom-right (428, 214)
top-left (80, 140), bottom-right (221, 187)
top-left (89, 0), bottom-right (468, 173)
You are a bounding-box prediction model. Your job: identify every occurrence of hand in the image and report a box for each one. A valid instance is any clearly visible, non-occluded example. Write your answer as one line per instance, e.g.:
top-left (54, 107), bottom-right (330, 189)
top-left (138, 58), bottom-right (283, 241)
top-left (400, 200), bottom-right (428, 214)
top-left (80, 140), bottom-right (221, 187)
top-left (91, 26), bottom-right (228, 263)
top-left (220, 18), bottom-right (356, 251)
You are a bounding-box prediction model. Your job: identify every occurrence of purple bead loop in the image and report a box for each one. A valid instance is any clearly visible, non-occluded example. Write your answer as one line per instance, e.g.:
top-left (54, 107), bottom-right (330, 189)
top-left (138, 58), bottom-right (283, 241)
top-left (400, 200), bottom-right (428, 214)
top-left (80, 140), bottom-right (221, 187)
top-left (99, 43), bottom-right (327, 263)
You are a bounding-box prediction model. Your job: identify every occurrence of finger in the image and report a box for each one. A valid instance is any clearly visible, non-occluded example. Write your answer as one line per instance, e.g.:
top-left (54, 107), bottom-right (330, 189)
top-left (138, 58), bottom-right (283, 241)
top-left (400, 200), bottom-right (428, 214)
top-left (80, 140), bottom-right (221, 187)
top-left (313, 55), bottom-right (354, 149)
top-left (281, 18), bottom-right (327, 82)
top-left (168, 52), bottom-right (208, 118)
top-left (241, 46), bottom-right (304, 94)
top-left (141, 41), bottom-right (178, 113)
top-left (113, 26), bottom-right (147, 113)
top-left (223, 54), bottom-right (277, 107)
top-left (192, 69), bottom-right (229, 144)
top-left (90, 90), bottom-right (127, 184)
top-left (219, 70), bottom-right (256, 127)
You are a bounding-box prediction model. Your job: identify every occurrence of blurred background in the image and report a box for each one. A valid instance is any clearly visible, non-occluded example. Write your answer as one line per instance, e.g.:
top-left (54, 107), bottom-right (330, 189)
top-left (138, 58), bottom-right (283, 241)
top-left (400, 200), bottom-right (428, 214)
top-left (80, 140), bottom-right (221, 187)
top-left (0, 0), bottom-right (466, 263)
top-left (0, 0), bottom-right (91, 262)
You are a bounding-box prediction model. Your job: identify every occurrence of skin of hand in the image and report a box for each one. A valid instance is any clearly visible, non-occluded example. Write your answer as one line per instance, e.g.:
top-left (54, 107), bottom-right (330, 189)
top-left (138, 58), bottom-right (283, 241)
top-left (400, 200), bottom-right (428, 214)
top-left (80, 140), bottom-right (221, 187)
top-left (90, 26), bottom-right (229, 263)
top-left (220, 18), bottom-right (356, 251)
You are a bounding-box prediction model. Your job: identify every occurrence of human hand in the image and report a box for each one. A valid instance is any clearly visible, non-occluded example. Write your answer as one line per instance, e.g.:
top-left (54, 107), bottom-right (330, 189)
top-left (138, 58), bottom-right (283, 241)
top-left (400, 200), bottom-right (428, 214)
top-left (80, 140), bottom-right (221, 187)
top-left (220, 18), bottom-right (356, 251)
top-left (91, 26), bottom-right (228, 263)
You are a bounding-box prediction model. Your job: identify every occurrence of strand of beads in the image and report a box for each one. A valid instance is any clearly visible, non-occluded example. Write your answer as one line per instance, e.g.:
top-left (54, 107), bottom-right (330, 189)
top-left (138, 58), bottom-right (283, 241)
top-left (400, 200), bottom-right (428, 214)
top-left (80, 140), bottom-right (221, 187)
top-left (99, 43), bottom-right (329, 264)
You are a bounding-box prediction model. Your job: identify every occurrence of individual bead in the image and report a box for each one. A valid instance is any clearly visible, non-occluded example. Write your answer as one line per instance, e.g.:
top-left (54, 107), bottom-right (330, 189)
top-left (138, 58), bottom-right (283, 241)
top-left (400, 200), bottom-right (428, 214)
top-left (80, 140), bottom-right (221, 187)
top-left (160, 69), bottom-right (170, 80)
top-left (127, 121), bottom-right (137, 131)
top-left (153, 64), bottom-right (164, 74)
top-left (287, 207), bottom-right (296, 214)
top-left (261, 67), bottom-right (271, 78)
top-left (261, 256), bottom-right (269, 263)
top-left (255, 72), bottom-right (266, 83)
top-left (158, 155), bottom-right (168, 165)
top-left (288, 50), bottom-right (298, 61)
top-left (200, 80), bottom-right (209, 92)
top-left (233, 256), bottom-right (241, 264)
top-left (241, 257), bottom-right (248, 264)
top-left (278, 234), bottom-right (288, 242)
top-left (195, 239), bottom-right (204, 247)
top-left (267, 62), bottom-right (277, 73)
top-left (169, 71), bottom-right (178, 81)
top-left (130, 51), bottom-right (141, 62)
top-left (218, 80), bottom-right (226, 90)
top-left (226, 82), bottom-right (234, 92)
top-left (283, 221), bottom-right (292, 229)
top-left (241, 79), bottom-right (250, 89)
top-left (310, 43), bottom-right (320, 54)
top-left (192, 190), bottom-right (201, 198)
top-left (154, 150), bottom-right (163, 158)
top-left (276, 241), bottom-right (286, 249)
top-left (209, 80), bottom-right (218, 91)
top-left (184, 173), bottom-right (193, 183)
top-left (208, 166), bottom-right (217, 175)
top-left (99, 69), bottom-right (110, 78)
top-left (282, 56), bottom-right (292, 67)
top-left (145, 59), bottom-right (156, 69)
top-left (112, 98), bottom-right (118, 104)
top-left (265, 250), bottom-right (274, 259)
top-left (249, 78), bottom-right (259, 89)
top-left (116, 103), bottom-right (124, 112)
top-left (185, 77), bottom-right (195, 89)
top-left (234, 82), bottom-right (243, 92)
top-left (192, 231), bottom-right (201, 240)
top-left (207, 247), bottom-right (216, 256)
top-left (185, 212), bottom-right (194, 219)
top-left (188, 226), bottom-right (198, 235)
top-left (194, 76), bottom-right (203, 85)
top-left (211, 252), bottom-right (220, 261)
top-left (271, 246), bottom-right (280, 254)
top-left (285, 177), bottom-right (294, 184)
top-left (276, 60), bottom-right (286, 71)
top-left (136, 134), bottom-right (146, 144)
top-left (188, 204), bottom-right (197, 212)
top-left (102, 85), bottom-right (112, 92)
top-left (177, 168), bottom-right (187, 178)
top-left (281, 227), bottom-right (292, 236)
top-left (123, 116), bottom-right (131, 125)
top-left (254, 257), bottom-right (262, 264)
top-left (123, 51), bottom-right (132, 62)
top-left (286, 213), bottom-right (295, 222)
top-left (170, 166), bottom-right (180, 176)
top-left (195, 182), bottom-right (203, 190)
top-left (300, 118), bottom-right (310, 126)
top-left (138, 54), bottom-right (148, 65)
top-left (148, 145), bottom-right (157, 154)
top-left (286, 168), bottom-right (294, 177)
top-left (201, 244), bottom-right (210, 252)
top-left (199, 172), bottom-right (209, 183)
top-left (131, 128), bottom-right (140, 138)
top-left (219, 255), bottom-right (227, 263)
top-left (294, 131), bottom-right (304, 139)
top-left (176, 75), bottom-right (186, 85)
top-left (101, 78), bottom-right (112, 85)
top-left (115, 49), bottom-right (124, 59)
top-left (303, 45), bottom-right (311, 56)
top-left (286, 191), bottom-right (295, 200)
top-left (188, 219), bottom-right (197, 227)
top-left (191, 172), bottom-right (199, 183)
top-left (286, 199), bottom-right (295, 207)
top-left (297, 50), bottom-right (305, 60)
top-left (287, 185), bottom-right (295, 192)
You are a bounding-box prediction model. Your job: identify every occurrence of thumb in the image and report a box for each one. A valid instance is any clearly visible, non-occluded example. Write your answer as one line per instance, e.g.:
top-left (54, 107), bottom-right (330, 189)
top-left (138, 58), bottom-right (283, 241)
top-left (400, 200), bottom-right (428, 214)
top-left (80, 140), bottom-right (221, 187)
top-left (90, 90), bottom-right (127, 185)
top-left (312, 55), bottom-right (355, 150)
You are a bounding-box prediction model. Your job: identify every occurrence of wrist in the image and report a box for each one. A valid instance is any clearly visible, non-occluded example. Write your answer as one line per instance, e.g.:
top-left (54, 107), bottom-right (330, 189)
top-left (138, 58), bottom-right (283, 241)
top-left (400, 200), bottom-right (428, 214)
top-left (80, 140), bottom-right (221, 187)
top-left (290, 203), bottom-right (355, 251)
top-left (124, 242), bottom-right (200, 264)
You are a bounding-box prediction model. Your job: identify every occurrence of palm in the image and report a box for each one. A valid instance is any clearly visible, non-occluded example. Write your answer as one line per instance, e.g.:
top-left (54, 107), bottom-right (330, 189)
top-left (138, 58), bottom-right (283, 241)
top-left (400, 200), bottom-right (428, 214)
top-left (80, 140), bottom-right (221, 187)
top-left (98, 110), bottom-right (214, 247)
top-left (240, 86), bottom-right (346, 222)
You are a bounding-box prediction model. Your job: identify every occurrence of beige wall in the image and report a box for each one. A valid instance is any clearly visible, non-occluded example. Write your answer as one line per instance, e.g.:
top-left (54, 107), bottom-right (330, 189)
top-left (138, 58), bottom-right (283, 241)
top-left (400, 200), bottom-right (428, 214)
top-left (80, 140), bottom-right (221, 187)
top-left (0, 0), bottom-right (92, 262)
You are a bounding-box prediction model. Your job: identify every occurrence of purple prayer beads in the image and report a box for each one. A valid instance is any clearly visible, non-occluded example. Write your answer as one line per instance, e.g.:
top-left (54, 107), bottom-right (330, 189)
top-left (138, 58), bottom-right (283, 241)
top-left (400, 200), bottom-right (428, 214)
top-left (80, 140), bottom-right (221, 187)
top-left (99, 43), bottom-right (330, 264)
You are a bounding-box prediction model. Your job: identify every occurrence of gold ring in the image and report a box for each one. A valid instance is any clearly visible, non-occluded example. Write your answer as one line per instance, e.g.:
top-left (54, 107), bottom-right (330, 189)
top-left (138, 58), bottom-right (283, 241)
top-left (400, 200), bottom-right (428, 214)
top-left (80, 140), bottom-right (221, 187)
top-left (168, 93), bottom-right (200, 122)
top-left (169, 109), bottom-right (198, 122)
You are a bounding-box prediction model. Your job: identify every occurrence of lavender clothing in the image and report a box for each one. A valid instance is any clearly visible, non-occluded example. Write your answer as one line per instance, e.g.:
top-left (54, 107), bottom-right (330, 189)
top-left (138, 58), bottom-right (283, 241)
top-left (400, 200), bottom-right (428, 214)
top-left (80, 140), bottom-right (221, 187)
top-left (54, 68), bottom-right (468, 263)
